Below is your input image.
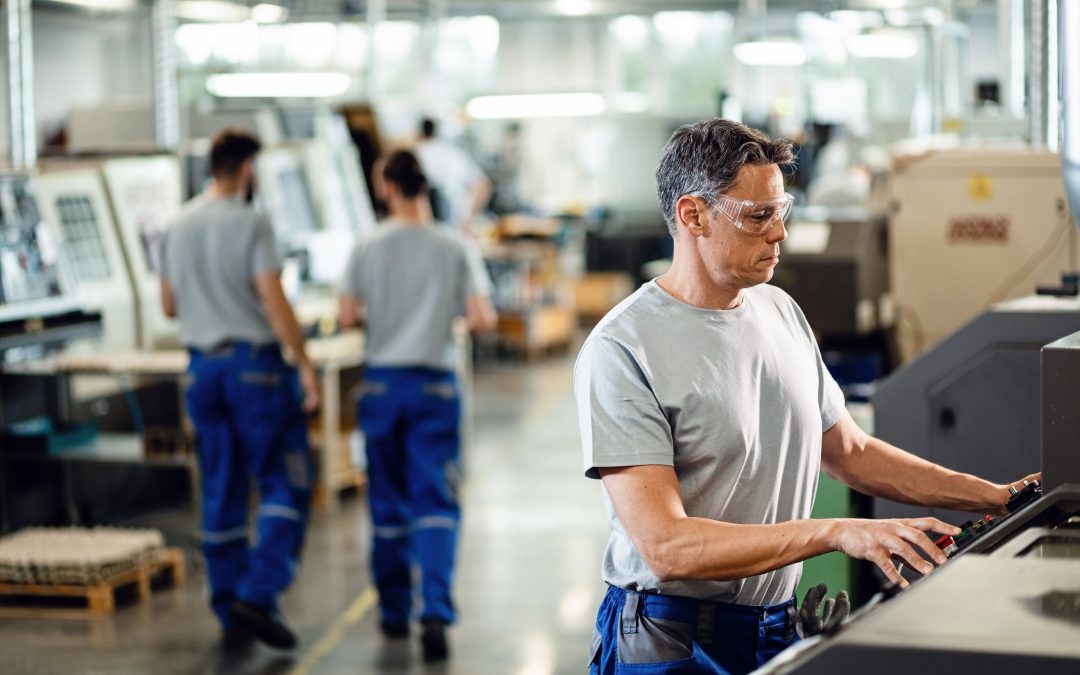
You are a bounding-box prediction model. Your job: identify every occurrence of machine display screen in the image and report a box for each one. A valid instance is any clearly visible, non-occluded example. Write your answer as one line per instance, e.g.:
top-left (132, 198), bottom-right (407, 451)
top-left (0, 176), bottom-right (63, 305)
top-left (276, 167), bottom-right (319, 236)
top-left (55, 194), bottom-right (112, 282)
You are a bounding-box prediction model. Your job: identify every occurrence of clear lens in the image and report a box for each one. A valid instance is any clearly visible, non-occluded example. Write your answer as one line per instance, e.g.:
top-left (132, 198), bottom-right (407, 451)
top-left (697, 192), bottom-right (794, 234)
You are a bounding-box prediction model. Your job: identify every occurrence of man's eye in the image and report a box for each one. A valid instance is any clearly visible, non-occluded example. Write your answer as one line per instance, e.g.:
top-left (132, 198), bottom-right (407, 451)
top-left (750, 211), bottom-right (772, 222)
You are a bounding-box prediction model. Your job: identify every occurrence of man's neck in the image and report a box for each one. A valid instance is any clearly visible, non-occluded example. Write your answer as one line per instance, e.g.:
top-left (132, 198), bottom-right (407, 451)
top-left (656, 246), bottom-right (743, 310)
top-left (207, 179), bottom-right (244, 200)
top-left (389, 198), bottom-right (433, 226)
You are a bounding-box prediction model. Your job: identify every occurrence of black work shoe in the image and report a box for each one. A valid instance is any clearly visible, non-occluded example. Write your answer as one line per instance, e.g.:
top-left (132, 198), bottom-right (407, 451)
top-left (420, 620), bottom-right (449, 662)
top-left (379, 621), bottom-right (409, 639)
top-left (229, 601), bottom-right (298, 650)
top-left (221, 627), bottom-right (254, 653)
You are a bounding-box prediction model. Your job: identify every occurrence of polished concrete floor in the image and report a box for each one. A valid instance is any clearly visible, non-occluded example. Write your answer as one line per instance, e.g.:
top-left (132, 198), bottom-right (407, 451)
top-left (2, 353), bottom-right (610, 675)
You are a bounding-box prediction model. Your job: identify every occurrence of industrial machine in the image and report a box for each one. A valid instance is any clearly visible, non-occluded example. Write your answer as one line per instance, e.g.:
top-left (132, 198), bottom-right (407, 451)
top-left (889, 147), bottom-right (1077, 363)
top-left (872, 294), bottom-right (1080, 524)
top-left (0, 172), bottom-right (99, 359)
top-left (772, 206), bottom-right (893, 371)
top-left (30, 168), bottom-right (137, 352)
top-left (758, 330), bottom-right (1080, 674)
top-left (100, 156), bottom-right (183, 349)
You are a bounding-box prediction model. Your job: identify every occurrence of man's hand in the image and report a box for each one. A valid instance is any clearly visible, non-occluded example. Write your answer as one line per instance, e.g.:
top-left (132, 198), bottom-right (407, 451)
top-left (831, 517), bottom-right (960, 588)
top-left (989, 472), bottom-right (1042, 516)
top-left (798, 583), bottom-right (850, 637)
top-left (298, 362), bottom-right (320, 413)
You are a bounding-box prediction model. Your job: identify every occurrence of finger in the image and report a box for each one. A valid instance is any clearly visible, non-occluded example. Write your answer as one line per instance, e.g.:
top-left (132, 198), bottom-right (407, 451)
top-left (1024, 472), bottom-right (1041, 484)
top-left (824, 592), bottom-right (850, 632)
top-left (875, 555), bottom-right (909, 588)
top-left (907, 517), bottom-right (960, 536)
top-left (899, 527), bottom-right (948, 567)
top-left (887, 538), bottom-right (932, 575)
top-left (821, 597), bottom-right (835, 622)
top-left (802, 583), bottom-right (827, 611)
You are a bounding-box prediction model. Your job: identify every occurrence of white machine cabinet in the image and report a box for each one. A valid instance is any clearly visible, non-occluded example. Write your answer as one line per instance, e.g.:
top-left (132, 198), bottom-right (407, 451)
top-left (31, 169), bottom-right (137, 352)
top-left (890, 148), bottom-right (1076, 362)
top-left (101, 156), bottom-right (183, 349)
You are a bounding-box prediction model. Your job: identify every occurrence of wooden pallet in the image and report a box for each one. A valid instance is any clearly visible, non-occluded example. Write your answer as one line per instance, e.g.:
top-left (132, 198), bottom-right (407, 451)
top-left (0, 547), bottom-right (185, 619)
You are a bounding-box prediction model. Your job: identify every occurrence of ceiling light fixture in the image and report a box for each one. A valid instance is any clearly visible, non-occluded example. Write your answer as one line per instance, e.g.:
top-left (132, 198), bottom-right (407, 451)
top-left (555, 0), bottom-right (591, 17)
top-left (466, 93), bottom-right (606, 119)
top-left (206, 73), bottom-right (352, 98)
top-left (250, 3), bottom-right (287, 23)
top-left (734, 39), bottom-right (807, 66)
top-left (174, 0), bottom-right (251, 22)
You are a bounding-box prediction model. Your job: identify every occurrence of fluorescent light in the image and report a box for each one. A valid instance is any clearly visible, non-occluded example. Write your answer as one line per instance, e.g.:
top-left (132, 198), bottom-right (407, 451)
top-left (466, 93), bottom-right (606, 119)
top-left (206, 73), bottom-right (351, 98)
top-left (734, 40), bottom-right (807, 66)
top-left (847, 31), bottom-right (918, 59)
top-left (174, 1), bottom-right (250, 22)
top-left (251, 3), bottom-right (287, 23)
top-left (555, 0), bottom-right (591, 16)
top-left (46, 0), bottom-right (137, 9)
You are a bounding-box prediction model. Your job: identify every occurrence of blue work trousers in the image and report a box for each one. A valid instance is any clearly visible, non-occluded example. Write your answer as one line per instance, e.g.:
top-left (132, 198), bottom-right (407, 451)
top-left (185, 343), bottom-right (312, 628)
top-left (357, 366), bottom-right (461, 626)
top-left (589, 586), bottom-right (799, 674)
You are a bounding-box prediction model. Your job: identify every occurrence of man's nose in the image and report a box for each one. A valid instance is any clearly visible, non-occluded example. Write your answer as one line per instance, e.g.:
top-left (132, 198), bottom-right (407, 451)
top-left (767, 217), bottom-right (788, 244)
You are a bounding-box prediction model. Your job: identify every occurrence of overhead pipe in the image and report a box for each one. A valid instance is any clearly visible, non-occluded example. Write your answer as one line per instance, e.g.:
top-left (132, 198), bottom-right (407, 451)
top-left (152, 0), bottom-right (180, 151)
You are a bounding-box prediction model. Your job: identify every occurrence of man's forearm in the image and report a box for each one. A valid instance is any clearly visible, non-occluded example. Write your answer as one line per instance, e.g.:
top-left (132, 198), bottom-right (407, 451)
top-left (268, 307), bottom-right (311, 367)
top-left (640, 516), bottom-right (838, 582)
top-left (831, 436), bottom-right (1003, 513)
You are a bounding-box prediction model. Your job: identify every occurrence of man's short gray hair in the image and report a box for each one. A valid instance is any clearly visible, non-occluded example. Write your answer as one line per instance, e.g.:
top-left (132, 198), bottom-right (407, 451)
top-left (656, 118), bottom-right (795, 236)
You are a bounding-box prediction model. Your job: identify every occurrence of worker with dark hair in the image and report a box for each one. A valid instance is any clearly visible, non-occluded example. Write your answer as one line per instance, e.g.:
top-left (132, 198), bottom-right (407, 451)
top-left (339, 148), bottom-right (496, 662)
top-left (160, 128), bottom-right (319, 652)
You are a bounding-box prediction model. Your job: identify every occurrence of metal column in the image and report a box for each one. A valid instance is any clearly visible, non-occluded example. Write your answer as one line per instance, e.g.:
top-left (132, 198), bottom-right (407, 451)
top-left (366, 0), bottom-right (386, 102)
top-left (152, 0), bottom-right (180, 151)
top-left (5, 0), bottom-right (36, 170)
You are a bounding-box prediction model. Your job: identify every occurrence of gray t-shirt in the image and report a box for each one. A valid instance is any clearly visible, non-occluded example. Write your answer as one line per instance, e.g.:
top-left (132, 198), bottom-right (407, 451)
top-left (160, 194), bottom-right (281, 350)
top-left (340, 223), bottom-right (488, 370)
top-left (574, 281), bottom-right (846, 607)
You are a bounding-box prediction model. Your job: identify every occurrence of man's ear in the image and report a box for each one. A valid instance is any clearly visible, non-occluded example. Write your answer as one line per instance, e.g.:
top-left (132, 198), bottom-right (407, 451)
top-left (675, 195), bottom-right (706, 238)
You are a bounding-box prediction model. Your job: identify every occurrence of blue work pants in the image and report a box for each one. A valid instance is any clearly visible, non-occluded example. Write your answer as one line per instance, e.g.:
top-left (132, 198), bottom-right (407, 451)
top-left (185, 343), bottom-right (312, 627)
top-left (357, 366), bottom-right (461, 626)
top-left (589, 586), bottom-right (799, 674)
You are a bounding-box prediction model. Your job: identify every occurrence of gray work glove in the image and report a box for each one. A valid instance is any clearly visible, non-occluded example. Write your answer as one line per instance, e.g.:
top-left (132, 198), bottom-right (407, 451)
top-left (797, 583), bottom-right (850, 637)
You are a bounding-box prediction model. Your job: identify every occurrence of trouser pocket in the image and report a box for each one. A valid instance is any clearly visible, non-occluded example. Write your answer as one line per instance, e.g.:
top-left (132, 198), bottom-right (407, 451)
top-left (616, 591), bottom-right (694, 668)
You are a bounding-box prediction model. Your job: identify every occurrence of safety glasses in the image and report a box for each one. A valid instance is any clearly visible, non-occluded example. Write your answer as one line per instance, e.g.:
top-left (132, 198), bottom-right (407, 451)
top-left (692, 192), bottom-right (795, 235)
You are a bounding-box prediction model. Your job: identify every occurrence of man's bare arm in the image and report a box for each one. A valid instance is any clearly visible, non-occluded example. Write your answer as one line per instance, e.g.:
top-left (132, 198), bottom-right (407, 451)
top-left (254, 271), bottom-right (319, 412)
top-left (160, 279), bottom-right (177, 318)
top-left (821, 413), bottom-right (1039, 516)
top-left (465, 294), bottom-right (497, 333)
top-left (601, 464), bottom-right (957, 588)
top-left (338, 294), bottom-right (364, 330)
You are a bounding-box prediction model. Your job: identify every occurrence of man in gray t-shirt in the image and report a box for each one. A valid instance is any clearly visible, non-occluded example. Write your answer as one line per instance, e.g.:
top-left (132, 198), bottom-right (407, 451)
top-left (160, 129), bottom-right (319, 651)
top-left (575, 119), bottom-right (1039, 675)
top-left (338, 149), bottom-right (495, 662)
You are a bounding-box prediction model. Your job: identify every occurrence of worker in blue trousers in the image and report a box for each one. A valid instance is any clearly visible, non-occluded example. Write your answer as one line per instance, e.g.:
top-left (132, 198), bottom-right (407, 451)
top-left (160, 129), bottom-right (320, 651)
top-left (338, 149), bottom-right (496, 662)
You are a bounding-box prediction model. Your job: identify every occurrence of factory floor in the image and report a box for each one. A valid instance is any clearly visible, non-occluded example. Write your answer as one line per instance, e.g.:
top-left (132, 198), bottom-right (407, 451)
top-left (3, 352), bottom-right (609, 675)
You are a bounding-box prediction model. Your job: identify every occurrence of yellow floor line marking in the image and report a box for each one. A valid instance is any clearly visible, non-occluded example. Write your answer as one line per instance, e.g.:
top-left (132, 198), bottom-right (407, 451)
top-left (290, 586), bottom-right (378, 675)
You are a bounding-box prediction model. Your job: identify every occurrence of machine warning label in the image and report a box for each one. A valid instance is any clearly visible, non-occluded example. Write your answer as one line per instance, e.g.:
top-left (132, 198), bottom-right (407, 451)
top-left (968, 174), bottom-right (993, 200)
top-left (947, 214), bottom-right (1010, 243)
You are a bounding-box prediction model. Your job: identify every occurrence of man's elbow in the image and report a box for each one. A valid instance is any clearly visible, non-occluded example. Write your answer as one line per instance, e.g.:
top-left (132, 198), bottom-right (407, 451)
top-left (639, 538), bottom-right (686, 583)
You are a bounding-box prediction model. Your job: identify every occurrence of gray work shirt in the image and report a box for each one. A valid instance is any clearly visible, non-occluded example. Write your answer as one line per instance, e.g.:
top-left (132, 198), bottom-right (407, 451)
top-left (574, 281), bottom-right (846, 607)
top-left (340, 222), bottom-right (488, 370)
top-left (159, 194), bottom-right (281, 350)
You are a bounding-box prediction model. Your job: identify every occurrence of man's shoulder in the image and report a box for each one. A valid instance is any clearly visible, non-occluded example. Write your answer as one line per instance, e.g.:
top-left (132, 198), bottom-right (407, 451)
top-left (585, 283), bottom-right (662, 345)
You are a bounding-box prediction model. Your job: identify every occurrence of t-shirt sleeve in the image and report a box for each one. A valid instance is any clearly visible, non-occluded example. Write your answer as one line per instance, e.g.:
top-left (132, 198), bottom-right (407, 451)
top-left (339, 238), bottom-right (367, 301)
top-left (574, 336), bottom-right (674, 479)
top-left (818, 350), bottom-right (847, 433)
top-left (250, 216), bottom-right (282, 276)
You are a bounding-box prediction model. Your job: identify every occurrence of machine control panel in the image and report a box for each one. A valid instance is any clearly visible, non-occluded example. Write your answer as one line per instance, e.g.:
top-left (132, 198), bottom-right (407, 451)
top-left (934, 480), bottom-right (1043, 558)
